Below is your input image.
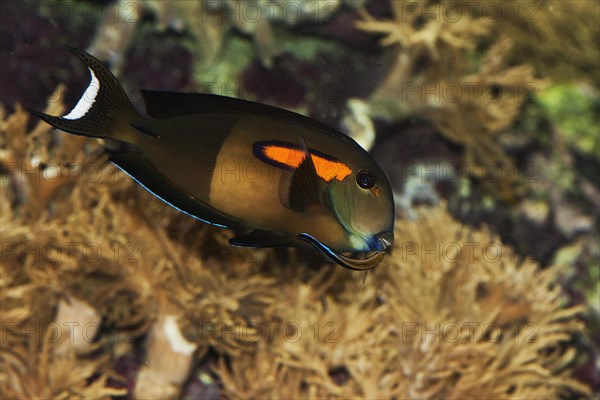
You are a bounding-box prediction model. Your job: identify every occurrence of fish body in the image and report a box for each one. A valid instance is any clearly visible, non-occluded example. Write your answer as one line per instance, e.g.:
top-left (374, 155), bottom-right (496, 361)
top-left (28, 48), bottom-right (395, 270)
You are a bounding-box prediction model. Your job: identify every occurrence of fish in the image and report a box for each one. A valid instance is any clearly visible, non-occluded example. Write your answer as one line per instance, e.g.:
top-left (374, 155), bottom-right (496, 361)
top-left (26, 47), bottom-right (395, 270)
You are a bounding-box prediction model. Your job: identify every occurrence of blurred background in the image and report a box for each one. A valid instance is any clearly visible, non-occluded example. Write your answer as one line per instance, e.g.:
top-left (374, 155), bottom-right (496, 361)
top-left (1, 0), bottom-right (598, 398)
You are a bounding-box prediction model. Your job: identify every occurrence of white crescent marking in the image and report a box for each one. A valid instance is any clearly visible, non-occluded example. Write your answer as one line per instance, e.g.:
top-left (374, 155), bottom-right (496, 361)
top-left (63, 67), bottom-right (100, 120)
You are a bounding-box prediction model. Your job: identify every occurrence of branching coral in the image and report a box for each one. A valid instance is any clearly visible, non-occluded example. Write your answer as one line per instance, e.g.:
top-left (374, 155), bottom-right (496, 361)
top-left (0, 296), bottom-right (124, 398)
top-left (480, 0), bottom-right (600, 85)
top-left (212, 206), bottom-right (591, 398)
top-left (0, 338), bottom-right (123, 398)
top-left (1, 90), bottom-right (591, 397)
top-left (345, 0), bottom-right (546, 200)
top-left (376, 208), bottom-right (590, 398)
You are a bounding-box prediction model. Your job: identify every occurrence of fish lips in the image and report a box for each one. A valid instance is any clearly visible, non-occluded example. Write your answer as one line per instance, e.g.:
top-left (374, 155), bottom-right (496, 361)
top-left (372, 231), bottom-right (394, 252)
top-left (298, 233), bottom-right (390, 271)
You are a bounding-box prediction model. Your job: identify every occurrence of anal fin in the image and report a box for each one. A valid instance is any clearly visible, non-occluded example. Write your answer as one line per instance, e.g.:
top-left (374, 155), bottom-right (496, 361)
top-left (110, 151), bottom-right (239, 229)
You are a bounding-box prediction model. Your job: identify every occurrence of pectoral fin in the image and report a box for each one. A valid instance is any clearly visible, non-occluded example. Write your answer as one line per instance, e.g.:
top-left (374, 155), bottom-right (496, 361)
top-left (279, 138), bottom-right (327, 213)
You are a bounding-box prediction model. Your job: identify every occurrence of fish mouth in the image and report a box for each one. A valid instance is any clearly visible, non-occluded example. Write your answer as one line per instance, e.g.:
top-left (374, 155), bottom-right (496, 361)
top-left (374, 231), bottom-right (393, 251)
top-left (298, 233), bottom-right (386, 271)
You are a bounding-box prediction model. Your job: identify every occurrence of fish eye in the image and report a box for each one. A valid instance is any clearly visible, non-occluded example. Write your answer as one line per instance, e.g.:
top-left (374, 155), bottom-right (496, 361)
top-left (356, 170), bottom-right (376, 189)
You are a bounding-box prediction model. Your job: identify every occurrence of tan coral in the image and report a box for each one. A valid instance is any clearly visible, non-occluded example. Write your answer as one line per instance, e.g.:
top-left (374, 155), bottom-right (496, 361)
top-left (349, 0), bottom-right (544, 200)
top-left (0, 294), bottom-right (123, 398)
top-left (211, 206), bottom-right (590, 398)
top-left (1, 92), bottom-right (591, 398)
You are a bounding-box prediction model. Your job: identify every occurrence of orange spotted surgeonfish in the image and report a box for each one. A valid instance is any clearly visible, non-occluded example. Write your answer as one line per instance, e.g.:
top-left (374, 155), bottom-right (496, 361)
top-left (27, 48), bottom-right (395, 270)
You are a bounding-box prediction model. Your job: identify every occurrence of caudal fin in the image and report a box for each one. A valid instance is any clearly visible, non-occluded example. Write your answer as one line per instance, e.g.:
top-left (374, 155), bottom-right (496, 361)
top-left (26, 47), bottom-right (138, 143)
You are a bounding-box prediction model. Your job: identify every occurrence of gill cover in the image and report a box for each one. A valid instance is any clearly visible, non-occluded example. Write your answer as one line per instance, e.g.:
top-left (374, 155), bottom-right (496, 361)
top-left (327, 164), bottom-right (395, 253)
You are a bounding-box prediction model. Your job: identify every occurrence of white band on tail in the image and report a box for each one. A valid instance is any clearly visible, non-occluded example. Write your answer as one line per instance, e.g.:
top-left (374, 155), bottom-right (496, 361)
top-left (63, 67), bottom-right (100, 120)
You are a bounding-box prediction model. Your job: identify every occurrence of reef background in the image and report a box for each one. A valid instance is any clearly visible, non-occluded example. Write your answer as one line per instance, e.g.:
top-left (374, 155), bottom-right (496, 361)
top-left (1, 0), bottom-right (598, 398)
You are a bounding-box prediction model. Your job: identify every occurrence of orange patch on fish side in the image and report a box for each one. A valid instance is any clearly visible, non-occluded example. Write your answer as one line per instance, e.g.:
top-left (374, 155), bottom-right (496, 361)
top-left (263, 145), bottom-right (352, 182)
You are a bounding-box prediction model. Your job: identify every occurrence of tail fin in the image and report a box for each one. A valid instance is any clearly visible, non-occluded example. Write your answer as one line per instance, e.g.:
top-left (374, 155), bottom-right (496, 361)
top-left (26, 46), bottom-right (138, 143)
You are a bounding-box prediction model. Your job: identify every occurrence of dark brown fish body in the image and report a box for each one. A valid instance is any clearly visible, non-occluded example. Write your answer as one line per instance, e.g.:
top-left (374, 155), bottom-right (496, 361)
top-left (135, 113), bottom-right (378, 250)
top-left (28, 48), bottom-right (395, 270)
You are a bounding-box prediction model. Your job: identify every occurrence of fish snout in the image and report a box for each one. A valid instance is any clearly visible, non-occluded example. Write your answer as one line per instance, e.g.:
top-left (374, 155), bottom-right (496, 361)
top-left (373, 231), bottom-right (394, 251)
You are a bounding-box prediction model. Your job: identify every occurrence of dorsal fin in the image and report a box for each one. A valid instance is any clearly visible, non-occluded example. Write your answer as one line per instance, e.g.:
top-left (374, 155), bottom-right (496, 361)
top-left (139, 90), bottom-right (351, 142)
